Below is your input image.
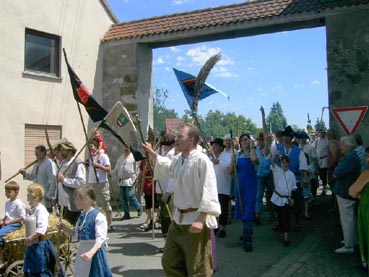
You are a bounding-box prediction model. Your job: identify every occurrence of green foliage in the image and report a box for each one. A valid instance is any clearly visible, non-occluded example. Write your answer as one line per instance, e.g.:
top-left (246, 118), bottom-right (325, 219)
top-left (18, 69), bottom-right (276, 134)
top-left (266, 102), bottom-right (288, 132)
top-left (152, 91), bottom-right (303, 139)
top-left (153, 88), bottom-right (178, 135)
top-left (314, 117), bottom-right (327, 132)
top-left (180, 110), bottom-right (258, 140)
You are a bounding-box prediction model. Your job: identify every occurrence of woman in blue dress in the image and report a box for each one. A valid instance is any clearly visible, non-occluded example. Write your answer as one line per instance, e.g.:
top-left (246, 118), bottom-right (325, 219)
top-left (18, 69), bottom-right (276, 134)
top-left (229, 134), bottom-right (258, 252)
top-left (60, 186), bottom-right (112, 277)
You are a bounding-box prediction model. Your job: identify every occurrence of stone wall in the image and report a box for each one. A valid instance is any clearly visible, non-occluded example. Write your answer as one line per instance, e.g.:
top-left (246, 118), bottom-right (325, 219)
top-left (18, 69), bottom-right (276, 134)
top-left (326, 9), bottom-right (369, 144)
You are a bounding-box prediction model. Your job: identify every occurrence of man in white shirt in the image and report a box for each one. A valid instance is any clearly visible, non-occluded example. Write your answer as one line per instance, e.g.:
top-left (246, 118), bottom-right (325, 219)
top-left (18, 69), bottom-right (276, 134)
top-left (111, 144), bottom-right (141, 220)
top-left (142, 123), bottom-right (221, 276)
top-left (209, 138), bottom-right (232, 238)
top-left (88, 139), bottom-right (113, 232)
top-left (55, 140), bottom-right (86, 225)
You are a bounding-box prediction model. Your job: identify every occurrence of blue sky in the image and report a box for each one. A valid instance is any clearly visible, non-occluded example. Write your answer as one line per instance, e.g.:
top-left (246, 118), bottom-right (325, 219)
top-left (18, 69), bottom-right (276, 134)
top-left (106, 0), bottom-right (329, 130)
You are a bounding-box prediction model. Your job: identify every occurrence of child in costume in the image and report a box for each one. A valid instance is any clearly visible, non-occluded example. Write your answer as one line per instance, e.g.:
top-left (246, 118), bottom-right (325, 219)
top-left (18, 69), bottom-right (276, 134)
top-left (24, 183), bottom-right (60, 276)
top-left (0, 181), bottom-right (26, 265)
top-left (59, 185), bottom-right (112, 277)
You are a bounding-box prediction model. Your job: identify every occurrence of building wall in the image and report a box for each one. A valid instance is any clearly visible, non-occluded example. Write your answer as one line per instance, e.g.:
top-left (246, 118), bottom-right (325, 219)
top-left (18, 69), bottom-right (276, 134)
top-left (326, 9), bottom-right (369, 143)
top-left (0, 0), bottom-right (115, 213)
top-left (101, 40), bottom-right (153, 165)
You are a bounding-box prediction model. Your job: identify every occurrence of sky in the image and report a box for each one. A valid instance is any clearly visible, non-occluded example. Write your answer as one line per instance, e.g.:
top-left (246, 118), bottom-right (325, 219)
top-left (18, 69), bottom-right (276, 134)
top-left (106, 0), bottom-right (329, 130)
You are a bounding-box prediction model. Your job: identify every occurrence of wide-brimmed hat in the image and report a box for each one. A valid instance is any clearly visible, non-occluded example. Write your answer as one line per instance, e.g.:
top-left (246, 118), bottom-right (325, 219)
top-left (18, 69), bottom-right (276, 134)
top-left (60, 140), bottom-right (77, 151)
top-left (281, 126), bottom-right (294, 136)
top-left (210, 138), bottom-right (225, 148)
top-left (293, 131), bottom-right (309, 139)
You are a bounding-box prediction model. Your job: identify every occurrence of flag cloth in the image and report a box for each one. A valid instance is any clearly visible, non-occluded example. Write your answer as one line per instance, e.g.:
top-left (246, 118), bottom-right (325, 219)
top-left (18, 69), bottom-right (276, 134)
top-left (104, 101), bottom-right (138, 148)
top-left (173, 68), bottom-right (229, 109)
top-left (64, 51), bottom-right (107, 122)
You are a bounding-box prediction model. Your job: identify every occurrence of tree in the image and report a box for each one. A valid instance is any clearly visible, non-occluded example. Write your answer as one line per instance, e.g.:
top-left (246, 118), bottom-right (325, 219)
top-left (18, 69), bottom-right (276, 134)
top-left (153, 88), bottom-right (178, 135)
top-left (314, 118), bottom-right (327, 132)
top-left (266, 102), bottom-right (288, 133)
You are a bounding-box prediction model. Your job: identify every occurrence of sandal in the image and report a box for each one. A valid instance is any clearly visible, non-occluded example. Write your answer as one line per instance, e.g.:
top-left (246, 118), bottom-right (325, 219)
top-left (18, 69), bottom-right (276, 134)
top-left (140, 222), bottom-right (149, 229)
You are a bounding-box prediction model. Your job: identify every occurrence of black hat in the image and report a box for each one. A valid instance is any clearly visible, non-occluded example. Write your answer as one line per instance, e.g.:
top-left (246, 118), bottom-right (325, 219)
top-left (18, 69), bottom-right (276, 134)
top-left (293, 131), bottom-right (309, 139)
top-left (281, 126), bottom-right (294, 136)
top-left (210, 138), bottom-right (225, 148)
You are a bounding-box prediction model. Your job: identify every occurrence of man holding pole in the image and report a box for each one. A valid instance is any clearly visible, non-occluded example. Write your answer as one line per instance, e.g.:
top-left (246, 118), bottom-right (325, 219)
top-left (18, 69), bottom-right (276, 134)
top-left (142, 123), bottom-right (221, 276)
top-left (87, 138), bottom-right (113, 232)
top-left (55, 139), bottom-right (86, 225)
top-left (18, 145), bottom-right (57, 212)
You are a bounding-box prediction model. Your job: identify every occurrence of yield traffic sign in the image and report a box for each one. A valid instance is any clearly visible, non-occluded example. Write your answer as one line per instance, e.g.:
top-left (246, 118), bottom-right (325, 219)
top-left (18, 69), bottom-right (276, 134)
top-left (330, 106), bottom-right (368, 135)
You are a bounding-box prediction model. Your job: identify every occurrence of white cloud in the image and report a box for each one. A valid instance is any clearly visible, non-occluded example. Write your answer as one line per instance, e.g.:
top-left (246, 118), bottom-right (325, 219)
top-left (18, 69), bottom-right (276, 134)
top-left (213, 66), bottom-right (238, 78)
top-left (164, 66), bottom-right (171, 72)
top-left (310, 80), bottom-right (321, 86)
top-left (172, 0), bottom-right (190, 5)
top-left (176, 56), bottom-right (185, 62)
top-left (272, 84), bottom-right (283, 92)
top-left (154, 56), bottom-right (165, 65)
top-left (170, 46), bottom-right (181, 52)
top-left (186, 45), bottom-right (223, 65)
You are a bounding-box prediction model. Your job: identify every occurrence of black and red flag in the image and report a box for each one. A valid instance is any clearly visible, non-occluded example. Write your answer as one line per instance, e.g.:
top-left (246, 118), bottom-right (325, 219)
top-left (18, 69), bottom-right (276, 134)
top-left (63, 49), bottom-right (107, 122)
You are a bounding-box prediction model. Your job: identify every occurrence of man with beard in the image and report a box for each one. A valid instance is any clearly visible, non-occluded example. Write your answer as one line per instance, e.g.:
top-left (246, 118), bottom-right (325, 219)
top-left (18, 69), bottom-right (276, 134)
top-left (55, 139), bottom-right (86, 225)
top-left (19, 145), bottom-right (57, 212)
top-left (142, 123), bottom-right (221, 276)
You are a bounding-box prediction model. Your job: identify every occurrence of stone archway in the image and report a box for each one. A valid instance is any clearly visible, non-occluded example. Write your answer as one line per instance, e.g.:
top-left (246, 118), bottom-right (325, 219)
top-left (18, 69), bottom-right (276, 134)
top-left (102, 1), bottom-right (369, 149)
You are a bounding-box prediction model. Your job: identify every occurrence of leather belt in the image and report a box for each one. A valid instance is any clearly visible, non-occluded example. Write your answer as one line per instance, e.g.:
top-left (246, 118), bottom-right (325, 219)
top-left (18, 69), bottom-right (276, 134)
top-left (39, 234), bottom-right (49, 241)
top-left (178, 207), bottom-right (198, 223)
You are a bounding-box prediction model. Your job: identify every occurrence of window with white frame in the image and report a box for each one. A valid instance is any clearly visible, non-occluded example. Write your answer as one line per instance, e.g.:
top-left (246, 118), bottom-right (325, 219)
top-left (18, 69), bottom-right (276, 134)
top-left (25, 28), bottom-right (61, 77)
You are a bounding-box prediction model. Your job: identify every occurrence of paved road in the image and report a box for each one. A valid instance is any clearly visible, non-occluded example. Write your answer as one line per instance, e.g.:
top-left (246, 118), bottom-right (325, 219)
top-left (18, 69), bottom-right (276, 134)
top-left (106, 195), bottom-right (367, 277)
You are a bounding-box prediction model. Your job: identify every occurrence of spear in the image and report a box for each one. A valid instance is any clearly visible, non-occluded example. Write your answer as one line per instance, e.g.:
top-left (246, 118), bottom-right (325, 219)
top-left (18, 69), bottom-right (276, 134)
top-left (230, 129), bottom-right (243, 215)
top-left (44, 124), bottom-right (60, 170)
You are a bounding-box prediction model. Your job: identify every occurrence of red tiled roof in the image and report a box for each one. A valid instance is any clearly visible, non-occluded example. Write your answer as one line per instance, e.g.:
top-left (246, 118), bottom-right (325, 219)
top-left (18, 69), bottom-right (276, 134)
top-left (165, 118), bottom-right (183, 134)
top-left (102, 0), bottom-right (369, 42)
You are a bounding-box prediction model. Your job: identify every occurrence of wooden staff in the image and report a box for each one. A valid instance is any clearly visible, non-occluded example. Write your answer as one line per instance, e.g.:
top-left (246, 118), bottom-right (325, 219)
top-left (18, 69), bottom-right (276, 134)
top-left (230, 130), bottom-right (243, 215)
top-left (135, 115), bottom-right (173, 238)
top-left (5, 159), bottom-right (37, 183)
top-left (44, 124), bottom-right (60, 170)
top-left (54, 206), bottom-right (64, 276)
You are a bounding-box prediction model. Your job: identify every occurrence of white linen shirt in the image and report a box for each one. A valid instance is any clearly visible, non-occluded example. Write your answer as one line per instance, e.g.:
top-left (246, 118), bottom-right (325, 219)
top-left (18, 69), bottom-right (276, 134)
top-left (111, 153), bottom-right (138, 187)
top-left (88, 153), bottom-right (110, 183)
top-left (34, 203), bottom-right (49, 235)
top-left (5, 199), bottom-right (26, 221)
top-left (212, 151), bottom-right (232, 195)
top-left (155, 148), bottom-right (176, 194)
top-left (271, 165), bottom-right (297, 207)
top-left (154, 149), bottom-right (221, 228)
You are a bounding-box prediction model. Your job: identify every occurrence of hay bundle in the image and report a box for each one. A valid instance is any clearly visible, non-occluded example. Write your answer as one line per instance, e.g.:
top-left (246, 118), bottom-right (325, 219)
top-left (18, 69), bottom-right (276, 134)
top-left (2, 215), bottom-right (73, 263)
top-left (4, 215), bottom-right (72, 241)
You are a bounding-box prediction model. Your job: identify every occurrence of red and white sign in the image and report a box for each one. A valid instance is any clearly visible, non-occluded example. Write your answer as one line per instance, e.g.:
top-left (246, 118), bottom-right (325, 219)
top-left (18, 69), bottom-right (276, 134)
top-left (330, 106), bottom-right (368, 135)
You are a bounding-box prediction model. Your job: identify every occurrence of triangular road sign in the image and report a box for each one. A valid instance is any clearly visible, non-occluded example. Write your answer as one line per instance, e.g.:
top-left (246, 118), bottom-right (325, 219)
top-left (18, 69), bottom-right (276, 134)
top-left (331, 106), bottom-right (368, 135)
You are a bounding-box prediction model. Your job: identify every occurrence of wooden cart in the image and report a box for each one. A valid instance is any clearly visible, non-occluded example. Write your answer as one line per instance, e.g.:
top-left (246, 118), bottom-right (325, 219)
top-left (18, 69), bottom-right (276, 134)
top-left (0, 217), bottom-right (75, 277)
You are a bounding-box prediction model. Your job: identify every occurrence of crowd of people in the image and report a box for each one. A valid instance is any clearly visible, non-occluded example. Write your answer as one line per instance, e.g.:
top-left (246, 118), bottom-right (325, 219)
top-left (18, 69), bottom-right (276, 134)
top-left (0, 119), bottom-right (368, 275)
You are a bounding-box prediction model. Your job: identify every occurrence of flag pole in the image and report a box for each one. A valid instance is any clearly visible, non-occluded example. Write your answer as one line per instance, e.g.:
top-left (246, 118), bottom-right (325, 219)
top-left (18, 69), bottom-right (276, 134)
top-left (230, 129), bottom-right (243, 215)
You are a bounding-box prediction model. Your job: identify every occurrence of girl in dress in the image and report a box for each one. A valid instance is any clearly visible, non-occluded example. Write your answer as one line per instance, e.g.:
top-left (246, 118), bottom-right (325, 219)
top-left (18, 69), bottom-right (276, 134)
top-left (59, 185), bottom-right (112, 277)
top-left (24, 183), bottom-right (58, 276)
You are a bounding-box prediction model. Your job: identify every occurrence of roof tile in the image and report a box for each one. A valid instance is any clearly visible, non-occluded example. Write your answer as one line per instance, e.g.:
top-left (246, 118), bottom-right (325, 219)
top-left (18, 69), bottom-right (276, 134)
top-left (103, 0), bottom-right (369, 42)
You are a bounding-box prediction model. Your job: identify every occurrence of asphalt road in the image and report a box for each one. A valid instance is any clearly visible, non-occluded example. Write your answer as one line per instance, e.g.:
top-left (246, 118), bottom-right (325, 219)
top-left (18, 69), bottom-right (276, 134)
top-left (105, 194), bottom-right (367, 277)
